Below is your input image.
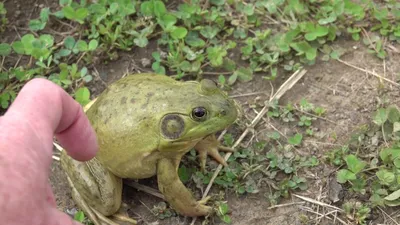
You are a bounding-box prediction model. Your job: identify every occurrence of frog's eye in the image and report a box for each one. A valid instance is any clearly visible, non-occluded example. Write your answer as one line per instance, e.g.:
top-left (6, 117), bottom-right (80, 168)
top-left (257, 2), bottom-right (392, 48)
top-left (191, 107), bottom-right (207, 121)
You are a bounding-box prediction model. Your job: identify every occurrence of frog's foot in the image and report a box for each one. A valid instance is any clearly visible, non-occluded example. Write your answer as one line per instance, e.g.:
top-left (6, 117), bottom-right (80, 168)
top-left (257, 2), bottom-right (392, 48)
top-left (79, 202), bottom-right (137, 225)
top-left (69, 179), bottom-right (136, 225)
top-left (110, 203), bottom-right (138, 225)
top-left (194, 134), bottom-right (235, 171)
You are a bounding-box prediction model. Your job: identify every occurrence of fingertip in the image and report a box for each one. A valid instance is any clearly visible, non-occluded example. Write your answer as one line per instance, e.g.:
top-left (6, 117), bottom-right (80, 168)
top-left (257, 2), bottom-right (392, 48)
top-left (56, 107), bottom-right (98, 161)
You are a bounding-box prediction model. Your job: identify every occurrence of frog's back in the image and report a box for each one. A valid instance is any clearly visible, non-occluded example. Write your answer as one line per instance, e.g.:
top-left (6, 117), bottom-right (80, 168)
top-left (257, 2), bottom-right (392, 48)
top-left (87, 73), bottom-right (181, 127)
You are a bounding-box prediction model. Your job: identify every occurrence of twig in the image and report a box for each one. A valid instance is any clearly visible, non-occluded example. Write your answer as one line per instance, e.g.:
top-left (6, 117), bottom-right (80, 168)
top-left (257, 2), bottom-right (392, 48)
top-left (293, 194), bottom-right (343, 212)
top-left (230, 91), bottom-right (270, 98)
top-left (337, 58), bottom-right (400, 87)
top-left (124, 180), bottom-right (166, 200)
top-left (267, 201), bottom-right (305, 210)
top-left (139, 200), bottom-right (157, 216)
top-left (190, 69), bottom-right (307, 225)
top-left (361, 28), bottom-right (379, 54)
top-left (12, 26), bottom-right (22, 39)
top-left (299, 205), bottom-right (348, 225)
top-left (378, 206), bottom-right (399, 225)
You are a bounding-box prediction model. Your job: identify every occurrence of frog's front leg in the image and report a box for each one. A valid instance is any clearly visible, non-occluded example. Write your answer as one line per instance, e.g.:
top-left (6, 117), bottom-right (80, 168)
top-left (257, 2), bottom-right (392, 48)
top-left (194, 134), bottom-right (235, 171)
top-left (157, 158), bottom-right (213, 217)
top-left (60, 151), bottom-right (137, 225)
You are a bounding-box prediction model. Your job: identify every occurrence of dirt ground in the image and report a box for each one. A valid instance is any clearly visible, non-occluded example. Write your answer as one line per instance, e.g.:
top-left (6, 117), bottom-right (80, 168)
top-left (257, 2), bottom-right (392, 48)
top-left (2, 0), bottom-right (400, 224)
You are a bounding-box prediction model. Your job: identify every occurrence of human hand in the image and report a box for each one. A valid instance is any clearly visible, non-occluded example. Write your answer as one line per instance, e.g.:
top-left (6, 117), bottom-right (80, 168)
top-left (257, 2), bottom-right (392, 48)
top-left (0, 78), bottom-right (98, 225)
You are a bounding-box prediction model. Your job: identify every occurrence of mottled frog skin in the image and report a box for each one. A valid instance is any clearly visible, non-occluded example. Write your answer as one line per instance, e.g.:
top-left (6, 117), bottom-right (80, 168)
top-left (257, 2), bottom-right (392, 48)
top-left (60, 73), bottom-right (239, 225)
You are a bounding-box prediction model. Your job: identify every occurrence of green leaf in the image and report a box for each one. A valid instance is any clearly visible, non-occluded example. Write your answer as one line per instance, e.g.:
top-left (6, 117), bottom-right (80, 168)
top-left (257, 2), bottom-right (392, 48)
top-left (134, 37), bottom-right (149, 47)
top-left (159, 13), bottom-right (177, 30)
top-left (290, 41), bottom-right (317, 60)
top-left (76, 40), bottom-right (88, 51)
top-left (39, 34), bottom-right (54, 47)
top-left (109, 2), bottom-right (119, 14)
top-left (221, 215), bottom-right (231, 224)
top-left (152, 52), bottom-right (161, 61)
top-left (179, 60), bottom-right (192, 72)
top-left (58, 49), bottom-right (71, 57)
top-left (337, 169), bottom-right (356, 183)
top-left (228, 73), bottom-right (238, 85)
top-left (75, 8), bottom-right (88, 24)
top-left (304, 25), bottom-right (329, 41)
top-left (83, 75), bottom-right (93, 82)
top-left (219, 203), bottom-right (229, 214)
top-left (21, 34), bottom-right (35, 55)
top-left (178, 165), bottom-right (191, 183)
top-left (64, 36), bottom-right (76, 49)
top-left (185, 31), bottom-right (205, 47)
top-left (170, 27), bottom-right (188, 40)
top-left (140, 1), bottom-right (153, 16)
top-left (88, 40), bottom-right (98, 51)
top-left (376, 169), bottom-right (395, 185)
top-left (29, 19), bottom-right (46, 31)
top-left (40, 8), bottom-right (50, 22)
top-left (62, 6), bottom-right (75, 20)
top-left (73, 211), bottom-right (85, 222)
top-left (243, 4), bottom-right (254, 15)
top-left (218, 75), bottom-right (226, 85)
top-left (151, 61), bottom-right (166, 74)
top-left (288, 133), bottom-right (303, 146)
top-left (0, 43), bottom-right (11, 56)
top-left (233, 67), bottom-right (253, 82)
top-left (207, 46), bottom-right (227, 67)
top-left (384, 189), bottom-right (400, 201)
top-left (74, 87), bottom-right (90, 106)
top-left (12, 41), bottom-right (25, 54)
top-left (345, 154), bottom-right (366, 174)
top-left (318, 13), bottom-right (337, 25)
top-left (373, 108), bottom-right (387, 126)
top-left (200, 26), bottom-right (220, 39)
top-left (153, 0), bottom-right (166, 17)
top-left (387, 105), bottom-right (400, 123)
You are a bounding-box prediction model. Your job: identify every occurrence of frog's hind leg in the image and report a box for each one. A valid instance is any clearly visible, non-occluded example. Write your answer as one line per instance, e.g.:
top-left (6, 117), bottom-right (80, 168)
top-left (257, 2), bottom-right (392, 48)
top-left (61, 151), bottom-right (137, 225)
top-left (68, 177), bottom-right (120, 225)
top-left (194, 134), bottom-right (235, 172)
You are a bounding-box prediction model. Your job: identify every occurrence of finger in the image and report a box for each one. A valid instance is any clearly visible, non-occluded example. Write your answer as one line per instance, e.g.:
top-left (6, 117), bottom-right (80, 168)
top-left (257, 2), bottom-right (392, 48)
top-left (2, 78), bottom-right (98, 162)
top-left (46, 183), bottom-right (56, 207)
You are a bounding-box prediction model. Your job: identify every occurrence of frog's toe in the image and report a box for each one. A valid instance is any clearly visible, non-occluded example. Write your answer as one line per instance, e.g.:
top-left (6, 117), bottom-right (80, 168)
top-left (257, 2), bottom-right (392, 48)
top-left (197, 196), bottom-right (212, 205)
top-left (110, 203), bottom-right (137, 224)
top-left (192, 202), bottom-right (213, 217)
top-left (194, 135), bottom-right (234, 171)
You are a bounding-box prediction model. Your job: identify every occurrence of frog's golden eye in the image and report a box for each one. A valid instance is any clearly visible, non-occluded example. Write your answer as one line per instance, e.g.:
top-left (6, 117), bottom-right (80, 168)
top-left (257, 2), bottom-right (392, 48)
top-left (191, 107), bottom-right (207, 121)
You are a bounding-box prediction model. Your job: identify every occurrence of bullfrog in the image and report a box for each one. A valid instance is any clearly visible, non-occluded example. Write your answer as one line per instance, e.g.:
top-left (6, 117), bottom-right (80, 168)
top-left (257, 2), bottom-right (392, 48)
top-left (60, 73), bottom-right (239, 225)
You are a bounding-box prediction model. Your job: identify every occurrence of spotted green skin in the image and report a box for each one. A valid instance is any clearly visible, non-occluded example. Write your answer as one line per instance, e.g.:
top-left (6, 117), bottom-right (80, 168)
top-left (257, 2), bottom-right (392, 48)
top-left (61, 73), bottom-right (238, 220)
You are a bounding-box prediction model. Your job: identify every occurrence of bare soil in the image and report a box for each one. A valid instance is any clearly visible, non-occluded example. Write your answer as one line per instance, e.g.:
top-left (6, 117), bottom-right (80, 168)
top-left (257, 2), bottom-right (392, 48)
top-left (2, 0), bottom-right (400, 224)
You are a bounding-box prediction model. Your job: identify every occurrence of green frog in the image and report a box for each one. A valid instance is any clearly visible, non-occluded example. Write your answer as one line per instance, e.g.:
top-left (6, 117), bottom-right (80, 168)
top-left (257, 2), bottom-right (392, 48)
top-left (60, 73), bottom-right (239, 225)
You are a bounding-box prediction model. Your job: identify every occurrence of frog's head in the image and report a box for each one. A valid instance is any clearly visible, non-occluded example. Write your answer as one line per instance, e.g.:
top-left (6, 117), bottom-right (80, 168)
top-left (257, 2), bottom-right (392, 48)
top-left (159, 79), bottom-right (239, 147)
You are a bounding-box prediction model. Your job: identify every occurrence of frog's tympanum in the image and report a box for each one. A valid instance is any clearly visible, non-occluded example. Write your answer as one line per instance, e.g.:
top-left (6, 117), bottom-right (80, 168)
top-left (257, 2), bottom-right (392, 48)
top-left (60, 73), bottom-right (239, 225)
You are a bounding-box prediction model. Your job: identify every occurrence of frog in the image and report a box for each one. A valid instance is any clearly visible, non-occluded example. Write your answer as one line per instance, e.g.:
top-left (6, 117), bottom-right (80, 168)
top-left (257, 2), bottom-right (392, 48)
top-left (60, 73), bottom-right (239, 225)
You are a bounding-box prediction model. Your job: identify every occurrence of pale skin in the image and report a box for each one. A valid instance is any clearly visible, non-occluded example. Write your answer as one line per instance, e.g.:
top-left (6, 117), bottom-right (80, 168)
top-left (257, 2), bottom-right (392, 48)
top-left (0, 78), bottom-right (98, 225)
